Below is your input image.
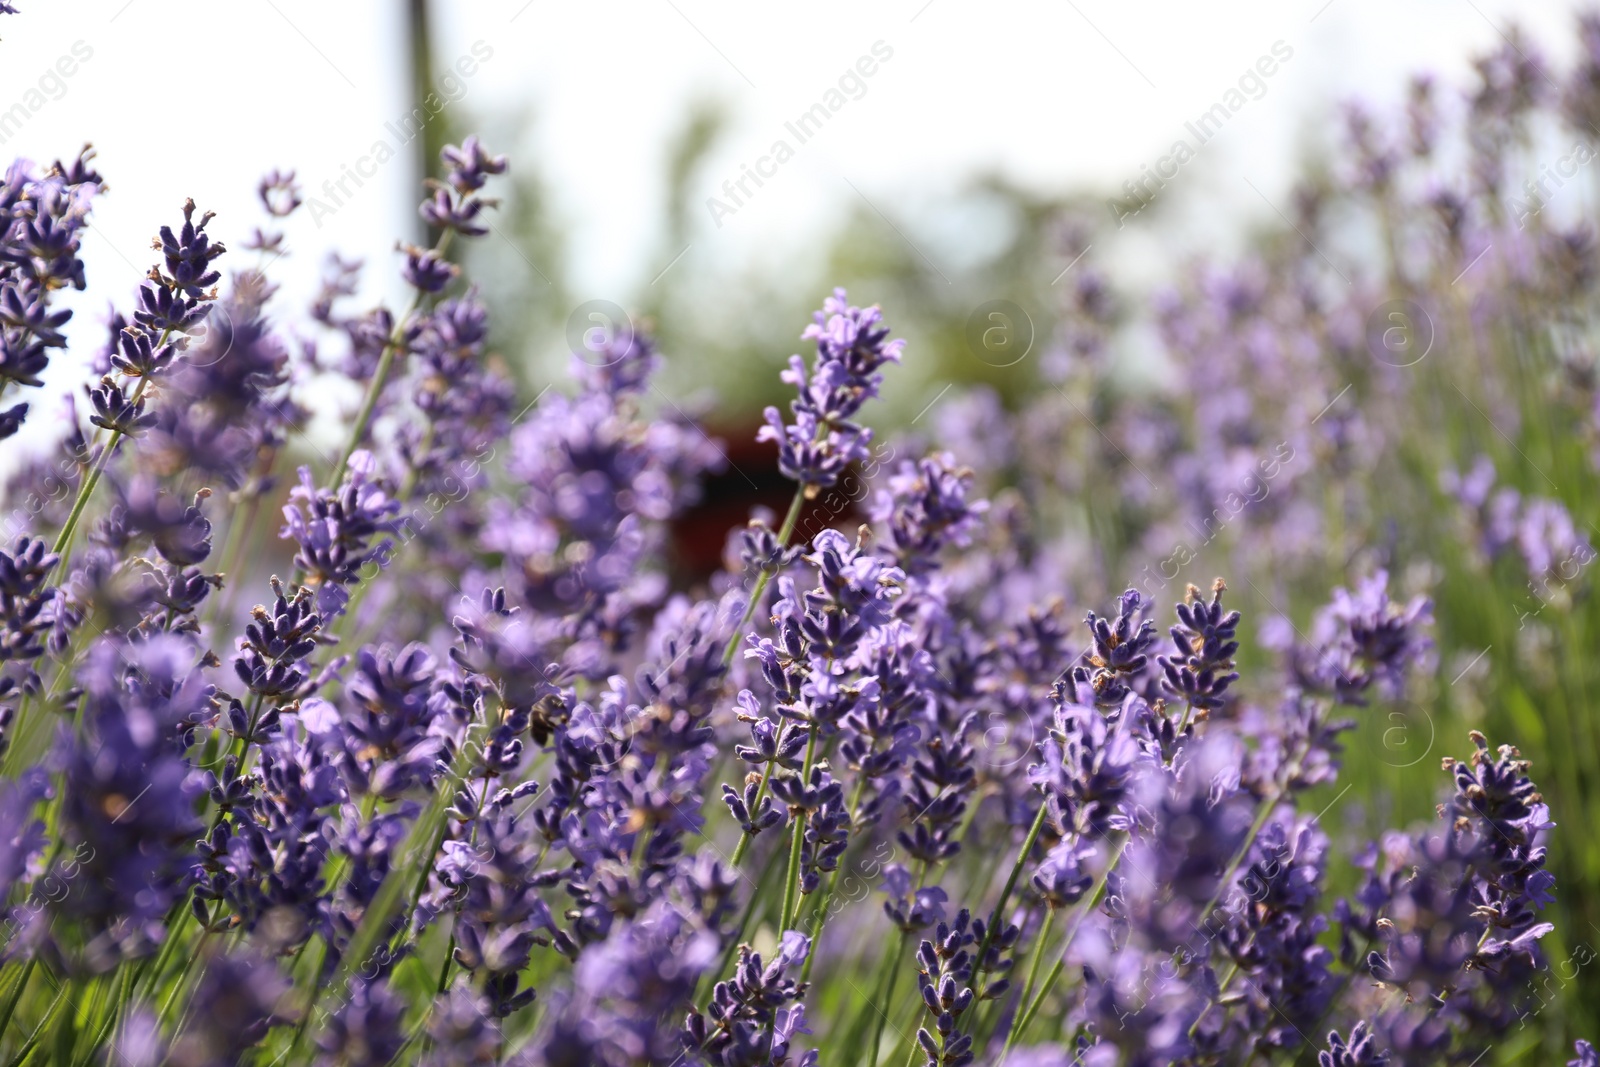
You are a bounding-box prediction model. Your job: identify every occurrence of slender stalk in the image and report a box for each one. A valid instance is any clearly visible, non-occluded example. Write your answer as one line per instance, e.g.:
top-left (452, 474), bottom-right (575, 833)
top-left (779, 807), bottom-right (807, 933)
top-left (0, 958), bottom-right (38, 1041)
top-left (1177, 773), bottom-right (1301, 1040)
top-left (778, 727), bottom-right (818, 931)
top-left (0, 978), bottom-right (69, 1067)
top-left (155, 931), bottom-right (211, 1033)
top-left (328, 231), bottom-right (454, 489)
top-left (1195, 794), bottom-right (1278, 932)
top-left (799, 776), bottom-right (870, 984)
top-left (866, 926), bottom-right (910, 1067)
top-left (864, 860), bottom-right (929, 1067)
top-left (129, 907), bottom-right (190, 1007)
top-left (1007, 834), bottom-right (1127, 1049)
top-left (286, 939), bottom-right (328, 1055)
top-left (720, 486), bottom-right (807, 668)
top-left (696, 841), bottom-right (787, 1009)
top-left (73, 966), bottom-right (130, 1067)
top-left (834, 926), bottom-right (895, 1054)
top-left (289, 711), bottom-right (480, 1064)
top-left (204, 446), bottom-right (282, 627)
top-left (971, 802), bottom-right (1050, 991)
top-left (899, 1024), bottom-right (923, 1067)
top-left (0, 367), bottom-right (159, 778)
top-left (1013, 905), bottom-right (1056, 1039)
top-left (51, 375), bottom-right (152, 565)
top-left (728, 759), bottom-right (775, 869)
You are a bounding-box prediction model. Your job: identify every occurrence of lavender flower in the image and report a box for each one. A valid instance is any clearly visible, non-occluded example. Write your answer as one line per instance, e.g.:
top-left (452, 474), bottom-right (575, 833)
top-left (232, 578), bottom-right (333, 705)
top-left (534, 903), bottom-right (716, 1066)
top-left (870, 453), bottom-right (988, 575)
top-left (759, 289), bottom-right (904, 493)
top-left (882, 863), bottom-right (948, 932)
top-left (1290, 572), bottom-right (1433, 704)
top-left (50, 637), bottom-right (208, 965)
top-left (685, 930), bottom-right (813, 1066)
top-left (1319, 1023), bottom-right (1388, 1066)
top-left (0, 150), bottom-right (97, 437)
top-left (1157, 579), bottom-right (1240, 714)
top-left (0, 535), bottom-right (60, 692)
top-left (0, 771), bottom-right (47, 901)
top-left (2, 65), bottom-right (1599, 1065)
top-left (1072, 589), bottom-right (1157, 707)
top-left (1028, 684), bottom-right (1143, 840)
top-left (445, 808), bottom-right (554, 1016)
top-left (906, 908), bottom-right (1017, 1067)
top-left (281, 450), bottom-right (402, 617)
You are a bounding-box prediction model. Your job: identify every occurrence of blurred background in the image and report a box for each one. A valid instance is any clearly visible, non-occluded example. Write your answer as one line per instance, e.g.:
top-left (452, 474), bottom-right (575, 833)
top-left (0, 0), bottom-right (1588, 430)
top-left (6, 1), bottom-right (1600, 1058)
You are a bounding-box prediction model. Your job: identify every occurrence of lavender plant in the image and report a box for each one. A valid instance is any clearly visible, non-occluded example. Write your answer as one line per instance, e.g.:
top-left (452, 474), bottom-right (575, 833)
top-left (2, 15), bottom-right (1600, 1067)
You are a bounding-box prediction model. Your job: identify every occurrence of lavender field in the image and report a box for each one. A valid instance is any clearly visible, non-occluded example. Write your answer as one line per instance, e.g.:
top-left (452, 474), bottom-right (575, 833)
top-left (2, 3), bottom-right (1600, 1065)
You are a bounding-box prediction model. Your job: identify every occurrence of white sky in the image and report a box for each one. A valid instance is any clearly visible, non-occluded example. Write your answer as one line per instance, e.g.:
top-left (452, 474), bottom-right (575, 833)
top-left (0, 0), bottom-right (1589, 418)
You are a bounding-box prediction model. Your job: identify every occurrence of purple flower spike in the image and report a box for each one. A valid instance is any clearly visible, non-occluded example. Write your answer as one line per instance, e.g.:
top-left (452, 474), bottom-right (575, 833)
top-left (1319, 1022), bottom-right (1388, 1066)
top-left (257, 169), bottom-right (303, 218)
top-left (871, 452), bottom-right (989, 575)
top-left (401, 244), bottom-right (458, 292)
top-left (157, 199), bottom-right (226, 299)
top-left (281, 450), bottom-right (402, 616)
top-left (758, 288), bottom-right (905, 493)
top-left (0, 151), bottom-right (97, 437)
top-left (1071, 588), bottom-right (1157, 707)
top-left (441, 136), bottom-right (509, 194)
top-left (685, 931), bottom-right (812, 1065)
top-left (1298, 571), bottom-right (1433, 704)
top-left (1158, 578), bottom-right (1241, 714)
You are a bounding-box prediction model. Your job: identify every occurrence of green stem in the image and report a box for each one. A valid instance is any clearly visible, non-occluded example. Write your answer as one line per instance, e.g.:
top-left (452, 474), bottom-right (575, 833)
top-left (155, 931), bottom-right (211, 1034)
top-left (866, 927), bottom-right (910, 1067)
top-left (721, 485), bottom-right (807, 668)
top-left (899, 1025), bottom-right (923, 1067)
top-left (1009, 834), bottom-right (1127, 1046)
top-left (835, 928), bottom-right (894, 1054)
top-left (434, 926), bottom-right (457, 996)
top-left (1012, 906), bottom-right (1056, 1040)
top-left (73, 966), bottom-right (131, 1067)
top-left (1195, 794), bottom-right (1278, 931)
top-left (779, 727), bottom-right (818, 931)
top-left (0, 958), bottom-right (38, 1041)
top-left (329, 231), bottom-right (453, 489)
top-left (799, 776), bottom-right (870, 985)
top-left (129, 904), bottom-right (191, 1010)
top-left (0, 368), bottom-right (161, 777)
top-left (204, 446), bottom-right (281, 627)
top-left (1, 977), bottom-right (69, 1067)
top-left (971, 802), bottom-right (1050, 991)
top-left (286, 939), bottom-right (328, 1055)
top-left (697, 842), bottom-right (787, 1009)
top-left (51, 375), bottom-right (152, 566)
top-left (728, 759), bottom-right (776, 868)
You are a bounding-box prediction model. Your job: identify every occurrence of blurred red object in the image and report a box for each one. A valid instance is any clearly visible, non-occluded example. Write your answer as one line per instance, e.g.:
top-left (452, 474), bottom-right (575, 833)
top-left (669, 420), bottom-right (861, 582)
